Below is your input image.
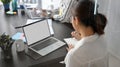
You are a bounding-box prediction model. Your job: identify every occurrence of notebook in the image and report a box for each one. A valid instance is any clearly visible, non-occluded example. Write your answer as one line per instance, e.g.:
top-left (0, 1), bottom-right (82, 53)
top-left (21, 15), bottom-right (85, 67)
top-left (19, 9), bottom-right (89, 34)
top-left (23, 19), bottom-right (65, 60)
top-left (64, 38), bottom-right (78, 46)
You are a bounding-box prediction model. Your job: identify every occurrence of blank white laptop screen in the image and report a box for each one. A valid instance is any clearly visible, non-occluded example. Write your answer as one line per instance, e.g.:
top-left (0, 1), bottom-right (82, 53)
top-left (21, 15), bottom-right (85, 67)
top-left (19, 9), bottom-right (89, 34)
top-left (23, 20), bottom-right (51, 45)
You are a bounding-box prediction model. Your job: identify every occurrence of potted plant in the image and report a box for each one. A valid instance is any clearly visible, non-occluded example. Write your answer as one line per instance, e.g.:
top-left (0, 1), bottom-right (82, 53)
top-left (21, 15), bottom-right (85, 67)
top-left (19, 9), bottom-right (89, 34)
top-left (0, 0), bottom-right (12, 12)
top-left (0, 33), bottom-right (14, 60)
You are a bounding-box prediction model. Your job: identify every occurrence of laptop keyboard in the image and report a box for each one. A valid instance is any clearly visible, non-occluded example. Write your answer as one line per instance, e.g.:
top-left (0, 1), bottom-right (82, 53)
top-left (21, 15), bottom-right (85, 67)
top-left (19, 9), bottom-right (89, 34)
top-left (38, 41), bottom-right (65, 56)
top-left (31, 38), bottom-right (58, 51)
top-left (31, 38), bottom-right (65, 56)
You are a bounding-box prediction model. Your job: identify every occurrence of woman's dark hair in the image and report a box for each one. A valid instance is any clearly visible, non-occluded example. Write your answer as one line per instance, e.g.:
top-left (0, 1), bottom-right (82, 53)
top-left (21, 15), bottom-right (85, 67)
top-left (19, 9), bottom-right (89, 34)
top-left (72, 0), bottom-right (107, 35)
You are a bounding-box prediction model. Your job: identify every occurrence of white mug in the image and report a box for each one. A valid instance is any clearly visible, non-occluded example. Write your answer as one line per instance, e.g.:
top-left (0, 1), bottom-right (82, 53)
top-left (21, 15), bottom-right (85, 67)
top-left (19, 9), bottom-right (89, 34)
top-left (15, 39), bottom-right (25, 52)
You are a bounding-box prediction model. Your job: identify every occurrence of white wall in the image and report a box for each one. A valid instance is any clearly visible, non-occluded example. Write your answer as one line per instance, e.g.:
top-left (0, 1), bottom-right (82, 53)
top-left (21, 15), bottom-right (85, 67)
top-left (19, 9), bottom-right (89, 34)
top-left (105, 0), bottom-right (120, 59)
top-left (98, 0), bottom-right (120, 60)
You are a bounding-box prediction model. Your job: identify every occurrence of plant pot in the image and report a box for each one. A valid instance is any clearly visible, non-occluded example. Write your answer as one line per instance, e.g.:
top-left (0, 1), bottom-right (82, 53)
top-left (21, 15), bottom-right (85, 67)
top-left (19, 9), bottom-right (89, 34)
top-left (1, 47), bottom-right (13, 60)
top-left (3, 3), bottom-right (10, 12)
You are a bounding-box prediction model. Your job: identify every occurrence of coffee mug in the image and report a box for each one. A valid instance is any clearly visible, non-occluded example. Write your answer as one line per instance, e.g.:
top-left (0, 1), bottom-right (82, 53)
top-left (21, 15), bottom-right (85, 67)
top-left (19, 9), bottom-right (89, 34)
top-left (15, 39), bottom-right (25, 52)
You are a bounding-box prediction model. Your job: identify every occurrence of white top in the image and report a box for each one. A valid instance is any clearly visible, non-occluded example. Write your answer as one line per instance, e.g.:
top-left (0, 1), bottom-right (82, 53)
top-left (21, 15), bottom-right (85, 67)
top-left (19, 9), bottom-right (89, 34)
top-left (64, 34), bottom-right (108, 67)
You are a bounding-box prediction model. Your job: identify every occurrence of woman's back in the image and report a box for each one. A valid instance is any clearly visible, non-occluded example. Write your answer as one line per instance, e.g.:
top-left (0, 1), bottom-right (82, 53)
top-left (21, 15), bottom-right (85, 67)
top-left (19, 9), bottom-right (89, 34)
top-left (65, 34), bottom-right (108, 67)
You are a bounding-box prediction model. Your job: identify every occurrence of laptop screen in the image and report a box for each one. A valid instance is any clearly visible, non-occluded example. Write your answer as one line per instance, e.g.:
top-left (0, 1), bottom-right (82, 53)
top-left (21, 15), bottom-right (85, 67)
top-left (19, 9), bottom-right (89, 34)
top-left (23, 20), bottom-right (51, 45)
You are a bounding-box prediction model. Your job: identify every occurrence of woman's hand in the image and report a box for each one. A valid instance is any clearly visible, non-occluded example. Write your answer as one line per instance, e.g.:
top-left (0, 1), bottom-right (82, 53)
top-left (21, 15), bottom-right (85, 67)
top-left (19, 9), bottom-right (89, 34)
top-left (66, 44), bottom-right (74, 52)
top-left (71, 31), bottom-right (81, 40)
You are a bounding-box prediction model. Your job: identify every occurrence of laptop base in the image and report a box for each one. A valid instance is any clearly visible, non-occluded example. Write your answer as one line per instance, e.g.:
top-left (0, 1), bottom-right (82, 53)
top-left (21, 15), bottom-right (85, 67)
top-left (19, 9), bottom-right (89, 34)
top-left (25, 48), bottom-right (42, 60)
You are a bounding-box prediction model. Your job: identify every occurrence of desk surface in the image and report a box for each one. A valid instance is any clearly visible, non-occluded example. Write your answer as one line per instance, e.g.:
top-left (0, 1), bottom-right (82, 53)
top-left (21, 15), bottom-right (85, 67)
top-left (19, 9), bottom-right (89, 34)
top-left (0, 10), bottom-right (73, 67)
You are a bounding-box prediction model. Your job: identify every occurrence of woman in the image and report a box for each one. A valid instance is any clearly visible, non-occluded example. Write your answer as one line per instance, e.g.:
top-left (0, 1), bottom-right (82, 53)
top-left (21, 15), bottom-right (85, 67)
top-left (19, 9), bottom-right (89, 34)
top-left (64, 0), bottom-right (108, 67)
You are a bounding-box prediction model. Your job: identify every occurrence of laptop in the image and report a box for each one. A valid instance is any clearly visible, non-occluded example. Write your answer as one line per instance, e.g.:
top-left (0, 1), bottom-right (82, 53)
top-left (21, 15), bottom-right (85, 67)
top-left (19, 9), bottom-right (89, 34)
top-left (24, 4), bottom-right (43, 19)
top-left (22, 19), bottom-right (65, 60)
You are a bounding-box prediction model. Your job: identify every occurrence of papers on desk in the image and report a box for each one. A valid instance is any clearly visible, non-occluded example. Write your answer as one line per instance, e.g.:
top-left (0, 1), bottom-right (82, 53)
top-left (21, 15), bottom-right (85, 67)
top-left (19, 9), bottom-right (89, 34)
top-left (12, 32), bottom-right (26, 42)
top-left (64, 38), bottom-right (78, 46)
top-left (59, 61), bottom-right (65, 64)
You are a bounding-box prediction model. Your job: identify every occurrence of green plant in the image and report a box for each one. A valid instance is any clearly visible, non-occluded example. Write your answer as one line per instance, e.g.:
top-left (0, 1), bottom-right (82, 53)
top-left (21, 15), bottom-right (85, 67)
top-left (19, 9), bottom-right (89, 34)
top-left (1, 0), bottom-right (12, 4)
top-left (0, 33), bottom-right (14, 50)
